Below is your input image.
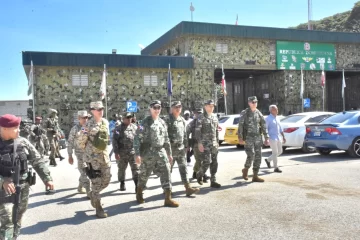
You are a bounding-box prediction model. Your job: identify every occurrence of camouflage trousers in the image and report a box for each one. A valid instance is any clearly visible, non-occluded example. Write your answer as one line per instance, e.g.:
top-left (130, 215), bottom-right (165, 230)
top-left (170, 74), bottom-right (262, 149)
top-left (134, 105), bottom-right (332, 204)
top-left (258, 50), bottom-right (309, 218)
top-left (75, 152), bottom-right (90, 190)
top-left (192, 143), bottom-right (201, 173)
top-left (88, 162), bottom-right (112, 201)
top-left (116, 152), bottom-right (139, 182)
top-left (170, 147), bottom-right (189, 184)
top-left (244, 137), bottom-right (263, 173)
top-left (138, 149), bottom-right (172, 190)
top-left (48, 136), bottom-right (60, 159)
top-left (31, 138), bottom-right (45, 157)
top-left (42, 135), bottom-right (50, 152)
top-left (0, 184), bottom-right (29, 240)
top-left (197, 145), bottom-right (218, 182)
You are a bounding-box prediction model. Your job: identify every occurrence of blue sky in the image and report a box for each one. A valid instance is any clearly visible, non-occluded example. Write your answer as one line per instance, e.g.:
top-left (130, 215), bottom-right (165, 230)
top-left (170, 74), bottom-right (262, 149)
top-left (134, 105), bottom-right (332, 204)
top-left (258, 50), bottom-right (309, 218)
top-left (0, 0), bottom-right (357, 100)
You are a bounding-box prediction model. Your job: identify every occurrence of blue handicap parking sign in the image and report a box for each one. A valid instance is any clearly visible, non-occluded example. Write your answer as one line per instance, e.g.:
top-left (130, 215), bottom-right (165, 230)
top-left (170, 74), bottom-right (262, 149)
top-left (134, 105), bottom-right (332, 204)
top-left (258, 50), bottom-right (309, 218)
top-left (126, 101), bottom-right (137, 112)
top-left (304, 98), bottom-right (310, 108)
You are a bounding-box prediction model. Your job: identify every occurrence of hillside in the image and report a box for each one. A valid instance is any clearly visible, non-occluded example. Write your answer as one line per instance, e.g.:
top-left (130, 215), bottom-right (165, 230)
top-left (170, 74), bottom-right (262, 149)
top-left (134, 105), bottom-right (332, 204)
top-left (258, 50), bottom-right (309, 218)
top-left (293, 1), bottom-right (360, 32)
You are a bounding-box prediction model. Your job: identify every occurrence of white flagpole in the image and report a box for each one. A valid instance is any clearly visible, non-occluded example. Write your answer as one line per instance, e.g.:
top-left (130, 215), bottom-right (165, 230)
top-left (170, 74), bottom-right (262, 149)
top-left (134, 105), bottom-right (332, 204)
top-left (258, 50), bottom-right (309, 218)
top-left (31, 61), bottom-right (35, 122)
top-left (342, 69), bottom-right (346, 111)
top-left (301, 67), bottom-right (304, 112)
top-left (222, 64), bottom-right (227, 115)
top-left (322, 70), bottom-right (325, 112)
top-left (104, 64), bottom-right (108, 120)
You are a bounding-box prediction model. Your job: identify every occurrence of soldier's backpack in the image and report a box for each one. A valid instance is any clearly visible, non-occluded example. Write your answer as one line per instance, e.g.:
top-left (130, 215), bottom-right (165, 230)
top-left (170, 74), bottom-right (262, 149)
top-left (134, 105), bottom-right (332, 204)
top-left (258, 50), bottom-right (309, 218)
top-left (89, 120), bottom-right (109, 151)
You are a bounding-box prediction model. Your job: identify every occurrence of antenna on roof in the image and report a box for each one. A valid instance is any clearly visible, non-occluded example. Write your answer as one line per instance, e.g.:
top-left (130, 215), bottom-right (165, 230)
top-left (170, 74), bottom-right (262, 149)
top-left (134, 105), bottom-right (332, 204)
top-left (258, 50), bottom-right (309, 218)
top-left (190, 2), bottom-right (195, 22)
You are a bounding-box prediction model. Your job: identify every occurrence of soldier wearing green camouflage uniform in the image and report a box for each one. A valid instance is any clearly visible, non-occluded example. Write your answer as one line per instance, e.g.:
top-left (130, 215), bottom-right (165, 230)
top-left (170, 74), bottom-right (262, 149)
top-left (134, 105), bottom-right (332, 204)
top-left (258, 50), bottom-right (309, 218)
top-left (165, 101), bottom-right (199, 197)
top-left (238, 96), bottom-right (269, 182)
top-left (134, 100), bottom-right (179, 207)
top-left (29, 117), bottom-right (46, 157)
top-left (112, 112), bottom-right (139, 192)
top-left (79, 101), bottom-right (111, 218)
top-left (67, 110), bottom-right (91, 197)
top-left (195, 100), bottom-right (221, 188)
top-left (43, 109), bottom-right (63, 166)
top-left (0, 114), bottom-right (54, 240)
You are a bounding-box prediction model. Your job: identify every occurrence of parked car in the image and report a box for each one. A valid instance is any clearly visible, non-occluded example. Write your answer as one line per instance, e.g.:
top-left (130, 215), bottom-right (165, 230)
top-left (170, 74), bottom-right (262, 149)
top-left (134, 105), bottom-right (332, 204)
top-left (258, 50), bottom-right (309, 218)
top-left (305, 111), bottom-right (360, 158)
top-left (218, 114), bottom-right (240, 144)
top-left (280, 112), bottom-right (335, 152)
top-left (224, 115), bottom-right (284, 148)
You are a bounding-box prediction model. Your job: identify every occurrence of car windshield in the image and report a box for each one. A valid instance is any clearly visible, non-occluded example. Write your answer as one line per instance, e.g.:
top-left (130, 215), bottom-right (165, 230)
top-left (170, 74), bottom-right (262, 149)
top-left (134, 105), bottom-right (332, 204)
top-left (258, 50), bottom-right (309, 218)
top-left (280, 115), bottom-right (306, 123)
top-left (321, 112), bottom-right (357, 124)
top-left (219, 117), bottom-right (230, 123)
top-left (233, 117), bottom-right (240, 125)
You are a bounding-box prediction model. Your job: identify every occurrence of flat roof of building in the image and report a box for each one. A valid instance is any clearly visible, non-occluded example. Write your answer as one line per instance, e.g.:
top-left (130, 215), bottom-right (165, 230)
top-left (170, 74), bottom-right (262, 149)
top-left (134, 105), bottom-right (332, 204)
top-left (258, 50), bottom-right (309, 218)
top-left (141, 21), bottom-right (360, 55)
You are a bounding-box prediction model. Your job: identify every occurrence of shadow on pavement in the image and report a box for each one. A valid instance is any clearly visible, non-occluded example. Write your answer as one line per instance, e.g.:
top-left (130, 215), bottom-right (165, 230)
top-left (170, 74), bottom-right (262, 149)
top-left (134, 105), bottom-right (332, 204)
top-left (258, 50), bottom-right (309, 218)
top-left (288, 151), bottom-right (357, 163)
top-left (28, 193), bottom-right (84, 209)
top-left (29, 187), bottom-right (77, 198)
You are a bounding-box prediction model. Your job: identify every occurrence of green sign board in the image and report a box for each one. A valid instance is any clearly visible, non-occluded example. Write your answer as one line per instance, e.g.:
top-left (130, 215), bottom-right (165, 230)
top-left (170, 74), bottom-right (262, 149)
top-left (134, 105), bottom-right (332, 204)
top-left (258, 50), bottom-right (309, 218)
top-left (276, 41), bottom-right (336, 71)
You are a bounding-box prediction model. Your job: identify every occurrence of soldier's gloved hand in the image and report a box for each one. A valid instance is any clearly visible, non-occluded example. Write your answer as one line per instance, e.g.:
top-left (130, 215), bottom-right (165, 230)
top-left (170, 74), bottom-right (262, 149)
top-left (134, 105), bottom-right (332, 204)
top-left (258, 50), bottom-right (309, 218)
top-left (135, 156), bottom-right (141, 165)
top-left (115, 154), bottom-right (120, 161)
top-left (198, 144), bottom-right (204, 153)
top-left (3, 180), bottom-right (16, 195)
top-left (68, 156), bottom-right (74, 165)
top-left (45, 181), bottom-right (54, 190)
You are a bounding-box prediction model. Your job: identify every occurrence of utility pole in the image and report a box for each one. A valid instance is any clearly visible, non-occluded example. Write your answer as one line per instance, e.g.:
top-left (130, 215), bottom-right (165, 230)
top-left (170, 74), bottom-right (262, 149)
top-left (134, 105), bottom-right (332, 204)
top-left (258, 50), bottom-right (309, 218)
top-left (190, 2), bottom-right (195, 22)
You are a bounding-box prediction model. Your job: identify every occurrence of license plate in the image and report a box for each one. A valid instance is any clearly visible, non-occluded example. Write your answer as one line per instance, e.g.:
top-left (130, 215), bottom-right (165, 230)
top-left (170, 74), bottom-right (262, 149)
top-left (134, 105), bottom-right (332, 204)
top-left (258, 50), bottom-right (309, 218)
top-left (314, 131), bottom-right (321, 137)
top-left (228, 130), bottom-right (233, 135)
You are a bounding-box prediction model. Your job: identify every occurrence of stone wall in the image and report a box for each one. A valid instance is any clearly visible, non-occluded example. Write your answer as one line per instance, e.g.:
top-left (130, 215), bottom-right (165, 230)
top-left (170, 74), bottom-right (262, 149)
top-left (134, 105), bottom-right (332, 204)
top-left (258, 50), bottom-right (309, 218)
top-left (336, 43), bottom-right (360, 69)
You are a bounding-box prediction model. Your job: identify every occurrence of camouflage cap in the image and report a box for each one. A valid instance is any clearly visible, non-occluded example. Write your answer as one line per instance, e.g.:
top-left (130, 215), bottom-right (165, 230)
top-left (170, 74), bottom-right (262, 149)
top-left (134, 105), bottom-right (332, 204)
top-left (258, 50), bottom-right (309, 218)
top-left (150, 100), bottom-right (161, 107)
top-left (90, 101), bottom-right (104, 109)
top-left (49, 108), bottom-right (58, 114)
top-left (204, 99), bottom-right (215, 105)
top-left (123, 112), bottom-right (133, 118)
top-left (248, 96), bottom-right (258, 102)
top-left (77, 110), bottom-right (89, 117)
top-left (171, 101), bottom-right (182, 107)
top-left (195, 108), bottom-right (203, 113)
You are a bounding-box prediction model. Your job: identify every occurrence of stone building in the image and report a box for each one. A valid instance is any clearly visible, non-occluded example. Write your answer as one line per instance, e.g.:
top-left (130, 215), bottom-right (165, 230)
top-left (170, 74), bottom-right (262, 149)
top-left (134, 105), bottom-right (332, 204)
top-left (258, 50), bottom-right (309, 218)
top-left (23, 21), bottom-right (360, 134)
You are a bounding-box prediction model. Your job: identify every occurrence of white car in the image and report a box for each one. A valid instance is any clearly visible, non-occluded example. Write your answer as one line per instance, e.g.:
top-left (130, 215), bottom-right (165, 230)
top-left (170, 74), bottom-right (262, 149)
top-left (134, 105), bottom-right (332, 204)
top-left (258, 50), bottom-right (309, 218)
top-left (280, 112), bottom-right (335, 152)
top-left (218, 114), bottom-right (240, 144)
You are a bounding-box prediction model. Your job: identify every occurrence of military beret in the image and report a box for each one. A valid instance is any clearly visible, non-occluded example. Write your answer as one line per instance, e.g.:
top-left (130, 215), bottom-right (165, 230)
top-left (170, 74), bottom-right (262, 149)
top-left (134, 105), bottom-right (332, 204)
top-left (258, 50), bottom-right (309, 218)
top-left (90, 101), bottom-right (104, 109)
top-left (204, 99), bottom-right (215, 105)
top-left (0, 114), bottom-right (21, 128)
top-left (248, 96), bottom-right (258, 102)
top-left (123, 112), bottom-right (133, 118)
top-left (171, 101), bottom-right (182, 107)
top-left (49, 108), bottom-right (58, 114)
top-left (78, 110), bottom-right (89, 117)
top-left (35, 116), bottom-right (42, 120)
top-left (150, 100), bottom-right (161, 107)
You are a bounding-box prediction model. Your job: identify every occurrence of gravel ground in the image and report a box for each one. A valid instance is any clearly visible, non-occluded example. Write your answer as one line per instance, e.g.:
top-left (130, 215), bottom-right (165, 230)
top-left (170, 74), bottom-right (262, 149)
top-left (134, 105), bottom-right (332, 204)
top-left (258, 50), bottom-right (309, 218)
top-left (19, 145), bottom-right (360, 240)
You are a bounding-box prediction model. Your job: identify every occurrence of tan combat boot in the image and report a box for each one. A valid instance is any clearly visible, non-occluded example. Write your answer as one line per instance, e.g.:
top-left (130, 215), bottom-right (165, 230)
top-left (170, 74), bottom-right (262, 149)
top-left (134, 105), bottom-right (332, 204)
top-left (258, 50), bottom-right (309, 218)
top-left (184, 183), bottom-right (200, 197)
top-left (77, 184), bottom-right (86, 194)
top-left (88, 191), bottom-right (96, 208)
top-left (164, 190), bottom-right (179, 207)
top-left (136, 187), bottom-right (145, 204)
top-left (85, 186), bottom-right (91, 199)
top-left (242, 168), bottom-right (249, 180)
top-left (252, 172), bottom-right (265, 182)
top-left (95, 200), bottom-right (108, 218)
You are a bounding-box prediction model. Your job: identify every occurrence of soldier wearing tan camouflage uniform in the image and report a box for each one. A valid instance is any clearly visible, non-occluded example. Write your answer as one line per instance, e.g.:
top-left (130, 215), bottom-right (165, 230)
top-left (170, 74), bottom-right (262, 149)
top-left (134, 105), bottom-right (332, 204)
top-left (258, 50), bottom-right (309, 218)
top-left (134, 100), bottom-right (179, 207)
top-left (67, 110), bottom-right (91, 197)
top-left (238, 96), bottom-right (269, 182)
top-left (112, 112), bottom-right (139, 192)
top-left (195, 100), bottom-right (221, 188)
top-left (79, 101), bottom-right (111, 218)
top-left (43, 109), bottom-right (63, 166)
top-left (165, 101), bottom-right (199, 197)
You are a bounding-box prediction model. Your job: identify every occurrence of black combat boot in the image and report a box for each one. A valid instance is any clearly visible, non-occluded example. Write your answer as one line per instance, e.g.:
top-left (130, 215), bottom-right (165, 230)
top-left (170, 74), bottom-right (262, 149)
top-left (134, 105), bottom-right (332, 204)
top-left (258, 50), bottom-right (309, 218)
top-left (59, 155), bottom-right (65, 161)
top-left (134, 180), bottom-right (138, 194)
top-left (120, 181), bottom-right (126, 191)
top-left (192, 172), bottom-right (197, 179)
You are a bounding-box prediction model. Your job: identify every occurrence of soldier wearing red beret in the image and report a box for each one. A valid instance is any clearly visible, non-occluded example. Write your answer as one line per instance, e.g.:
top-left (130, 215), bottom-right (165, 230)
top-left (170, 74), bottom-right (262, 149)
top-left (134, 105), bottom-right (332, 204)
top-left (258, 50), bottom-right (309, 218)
top-left (0, 114), bottom-right (54, 239)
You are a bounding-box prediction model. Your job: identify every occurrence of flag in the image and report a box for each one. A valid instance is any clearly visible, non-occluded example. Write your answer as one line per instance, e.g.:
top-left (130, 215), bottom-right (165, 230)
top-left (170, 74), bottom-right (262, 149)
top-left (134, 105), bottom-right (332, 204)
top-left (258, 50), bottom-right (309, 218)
top-left (300, 68), bottom-right (304, 99)
top-left (235, 14), bottom-right (238, 25)
top-left (167, 64), bottom-right (172, 96)
top-left (27, 61), bottom-right (34, 96)
top-left (321, 70), bottom-right (325, 87)
top-left (100, 66), bottom-right (106, 100)
top-left (342, 69), bottom-right (346, 99)
top-left (221, 64), bottom-right (227, 96)
top-left (190, 2), bottom-right (195, 11)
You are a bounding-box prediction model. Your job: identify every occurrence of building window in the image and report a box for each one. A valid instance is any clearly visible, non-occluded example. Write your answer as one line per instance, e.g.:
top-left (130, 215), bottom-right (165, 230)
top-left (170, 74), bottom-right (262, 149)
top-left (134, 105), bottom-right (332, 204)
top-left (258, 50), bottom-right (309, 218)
top-left (144, 75), bottom-right (158, 87)
top-left (72, 74), bottom-right (89, 86)
top-left (216, 43), bottom-right (228, 53)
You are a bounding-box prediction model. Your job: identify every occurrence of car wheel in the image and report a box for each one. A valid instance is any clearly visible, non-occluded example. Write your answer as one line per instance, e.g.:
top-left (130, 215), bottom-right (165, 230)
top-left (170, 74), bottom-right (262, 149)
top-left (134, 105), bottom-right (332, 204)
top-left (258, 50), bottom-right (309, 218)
top-left (219, 140), bottom-right (224, 145)
top-left (348, 137), bottom-right (360, 158)
top-left (302, 143), bottom-right (315, 153)
top-left (236, 144), bottom-right (243, 149)
top-left (316, 148), bottom-right (332, 155)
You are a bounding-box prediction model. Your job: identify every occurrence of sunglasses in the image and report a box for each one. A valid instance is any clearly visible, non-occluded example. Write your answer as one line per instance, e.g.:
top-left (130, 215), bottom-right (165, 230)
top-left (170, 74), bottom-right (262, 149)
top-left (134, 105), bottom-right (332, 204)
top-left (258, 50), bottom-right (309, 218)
top-left (91, 108), bottom-right (104, 111)
top-left (173, 105), bottom-right (182, 109)
top-left (152, 106), bottom-right (161, 110)
top-left (250, 101), bottom-right (258, 104)
top-left (126, 116), bottom-right (133, 119)
top-left (81, 116), bottom-right (89, 119)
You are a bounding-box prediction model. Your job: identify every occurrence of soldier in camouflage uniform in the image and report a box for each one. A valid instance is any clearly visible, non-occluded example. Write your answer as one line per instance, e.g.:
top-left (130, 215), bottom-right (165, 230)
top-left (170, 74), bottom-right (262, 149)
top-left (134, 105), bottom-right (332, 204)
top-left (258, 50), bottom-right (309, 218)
top-left (195, 100), bottom-right (221, 188)
top-left (43, 109), bottom-right (63, 166)
top-left (112, 112), bottom-right (139, 192)
top-left (0, 114), bottom-right (54, 240)
top-left (238, 96), bottom-right (269, 182)
top-left (165, 101), bottom-right (199, 197)
top-left (78, 101), bottom-right (111, 218)
top-left (19, 121), bottom-right (32, 140)
top-left (134, 100), bottom-right (179, 207)
top-left (67, 111), bottom-right (91, 197)
top-left (187, 108), bottom-right (210, 181)
top-left (29, 117), bottom-right (46, 157)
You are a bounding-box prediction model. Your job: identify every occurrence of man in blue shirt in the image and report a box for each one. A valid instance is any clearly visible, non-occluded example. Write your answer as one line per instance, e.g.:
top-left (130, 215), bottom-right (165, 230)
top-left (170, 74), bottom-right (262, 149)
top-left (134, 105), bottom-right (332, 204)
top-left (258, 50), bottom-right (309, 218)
top-left (265, 105), bottom-right (286, 173)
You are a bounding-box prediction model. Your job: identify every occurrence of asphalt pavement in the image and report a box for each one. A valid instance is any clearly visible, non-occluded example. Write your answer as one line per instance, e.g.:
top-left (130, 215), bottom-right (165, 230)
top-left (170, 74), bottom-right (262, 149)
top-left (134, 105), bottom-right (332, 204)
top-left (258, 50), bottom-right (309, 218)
top-left (20, 145), bottom-right (360, 240)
